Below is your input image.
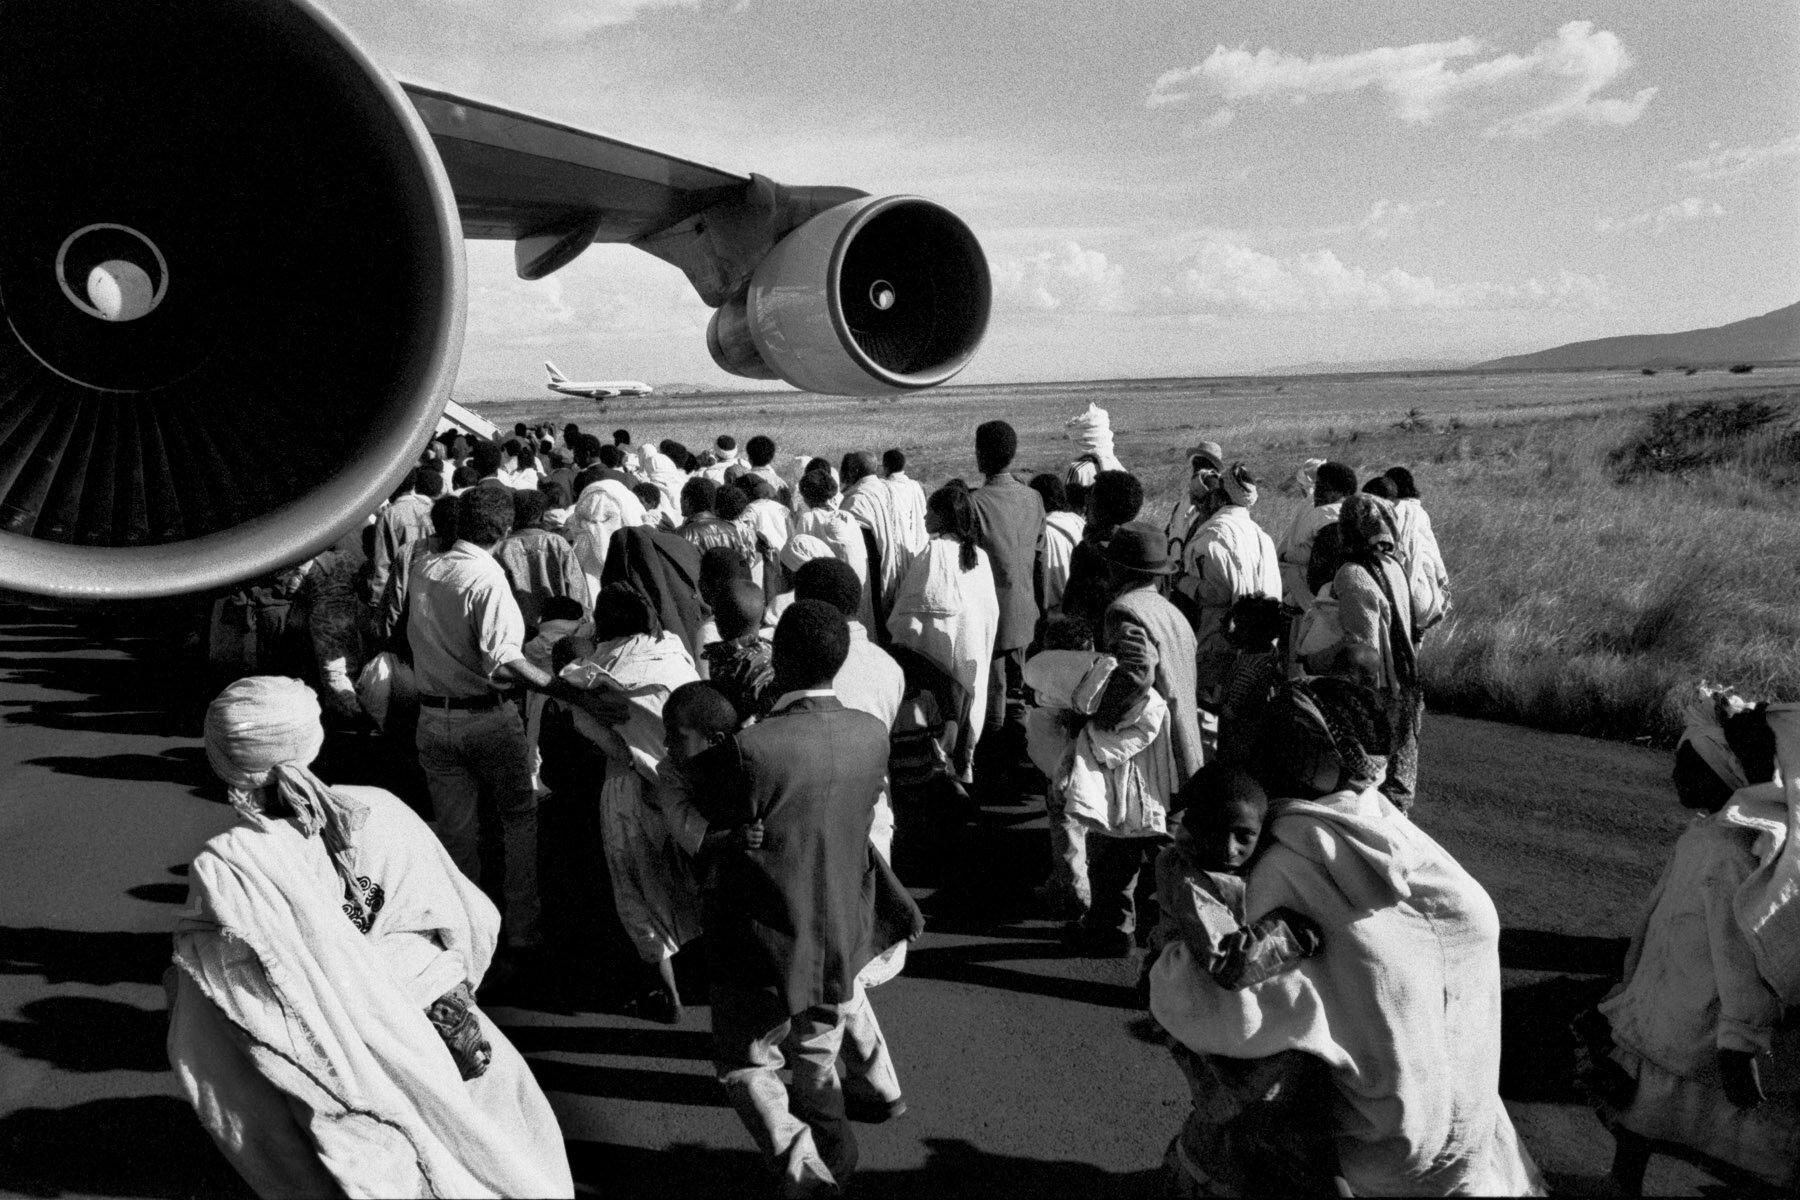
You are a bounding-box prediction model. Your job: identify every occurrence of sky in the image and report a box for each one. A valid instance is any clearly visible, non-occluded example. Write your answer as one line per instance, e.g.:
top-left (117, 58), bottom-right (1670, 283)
top-left (321, 0), bottom-right (1800, 388)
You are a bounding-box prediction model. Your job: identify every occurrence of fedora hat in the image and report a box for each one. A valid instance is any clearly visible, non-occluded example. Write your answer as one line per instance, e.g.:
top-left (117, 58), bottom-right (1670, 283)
top-left (1102, 524), bottom-right (1178, 575)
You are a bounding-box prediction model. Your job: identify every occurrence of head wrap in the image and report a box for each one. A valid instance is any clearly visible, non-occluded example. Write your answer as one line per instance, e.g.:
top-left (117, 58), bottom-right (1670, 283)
top-left (1338, 492), bottom-right (1399, 555)
top-left (1679, 683), bottom-right (1753, 792)
top-left (778, 532), bottom-right (833, 574)
top-left (1221, 462), bottom-right (1258, 507)
top-left (1286, 678), bottom-right (1385, 792)
top-left (205, 677), bottom-right (370, 912)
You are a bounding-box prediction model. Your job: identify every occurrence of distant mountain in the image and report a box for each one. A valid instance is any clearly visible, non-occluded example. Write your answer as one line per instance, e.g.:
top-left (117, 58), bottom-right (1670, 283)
top-left (1480, 302), bottom-right (1800, 370)
top-left (1258, 357), bottom-right (1471, 376)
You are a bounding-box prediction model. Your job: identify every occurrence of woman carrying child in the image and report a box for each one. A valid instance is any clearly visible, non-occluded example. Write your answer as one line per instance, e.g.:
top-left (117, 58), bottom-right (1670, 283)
top-left (560, 585), bottom-right (703, 1022)
top-left (1149, 677), bottom-right (1542, 1195)
top-left (1578, 686), bottom-right (1800, 1192)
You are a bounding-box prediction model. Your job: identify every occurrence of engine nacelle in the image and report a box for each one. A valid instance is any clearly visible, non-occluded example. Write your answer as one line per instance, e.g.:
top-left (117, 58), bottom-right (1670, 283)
top-left (706, 196), bottom-right (991, 395)
top-left (0, 0), bottom-right (464, 602)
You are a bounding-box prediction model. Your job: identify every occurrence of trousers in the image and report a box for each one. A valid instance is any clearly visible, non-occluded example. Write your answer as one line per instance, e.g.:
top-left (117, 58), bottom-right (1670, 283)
top-left (713, 984), bottom-right (902, 1198)
top-left (1083, 830), bottom-right (1167, 936)
top-left (416, 702), bottom-right (541, 947)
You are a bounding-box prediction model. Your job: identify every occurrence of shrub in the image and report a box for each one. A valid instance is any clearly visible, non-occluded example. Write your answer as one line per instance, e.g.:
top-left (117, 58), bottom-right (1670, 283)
top-left (1607, 397), bottom-right (1788, 480)
top-left (1730, 364), bottom-right (1756, 373)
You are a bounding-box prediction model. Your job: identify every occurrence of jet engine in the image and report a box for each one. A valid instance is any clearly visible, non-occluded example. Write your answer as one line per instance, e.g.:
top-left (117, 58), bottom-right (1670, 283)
top-left (0, 0), bottom-right (464, 602)
top-left (705, 195), bottom-right (991, 395)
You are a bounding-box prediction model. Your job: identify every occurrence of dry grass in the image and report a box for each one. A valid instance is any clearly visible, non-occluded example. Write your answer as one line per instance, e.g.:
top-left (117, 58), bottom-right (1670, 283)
top-left (470, 366), bottom-right (1800, 744)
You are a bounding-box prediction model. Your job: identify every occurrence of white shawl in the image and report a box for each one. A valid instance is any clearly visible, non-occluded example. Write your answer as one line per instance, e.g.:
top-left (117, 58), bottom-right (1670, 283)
top-left (167, 786), bottom-right (571, 1198)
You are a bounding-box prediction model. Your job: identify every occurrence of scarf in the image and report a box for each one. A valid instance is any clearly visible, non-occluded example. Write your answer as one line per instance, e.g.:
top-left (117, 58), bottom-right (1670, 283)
top-left (204, 676), bottom-right (371, 925)
top-left (1678, 683), bottom-right (1752, 792)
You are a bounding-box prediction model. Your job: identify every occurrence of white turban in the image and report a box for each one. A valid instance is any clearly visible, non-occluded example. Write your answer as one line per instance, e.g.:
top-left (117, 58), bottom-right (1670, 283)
top-left (205, 676), bottom-right (368, 893)
top-left (1221, 462), bottom-right (1259, 508)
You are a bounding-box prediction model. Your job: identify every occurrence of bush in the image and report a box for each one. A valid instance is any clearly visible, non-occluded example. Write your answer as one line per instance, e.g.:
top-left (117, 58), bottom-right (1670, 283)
top-left (1730, 364), bottom-right (1756, 373)
top-left (1607, 397), bottom-right (1789, 480)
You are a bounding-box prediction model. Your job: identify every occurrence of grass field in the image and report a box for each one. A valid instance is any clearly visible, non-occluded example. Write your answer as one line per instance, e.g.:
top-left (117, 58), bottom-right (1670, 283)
top-left (469, 364), bottom-right (1800, 744)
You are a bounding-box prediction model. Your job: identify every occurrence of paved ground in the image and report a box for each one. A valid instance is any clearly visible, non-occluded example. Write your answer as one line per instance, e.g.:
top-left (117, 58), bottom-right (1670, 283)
top-left (0, 604), bottom-right (1722, 1197)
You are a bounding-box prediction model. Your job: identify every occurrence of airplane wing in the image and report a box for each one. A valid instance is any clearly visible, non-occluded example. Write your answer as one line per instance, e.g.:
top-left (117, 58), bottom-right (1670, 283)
top-left (402, 81), bottom-right (861, 299)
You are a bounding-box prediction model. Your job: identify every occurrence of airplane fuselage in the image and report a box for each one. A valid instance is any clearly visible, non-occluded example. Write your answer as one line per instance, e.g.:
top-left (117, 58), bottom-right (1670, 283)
top-left (545, 381), bottom-right (653, 399)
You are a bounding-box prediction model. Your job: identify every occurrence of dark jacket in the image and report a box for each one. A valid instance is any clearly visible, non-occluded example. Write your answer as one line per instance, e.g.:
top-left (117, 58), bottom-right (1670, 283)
top-left (970, 472), bottom-right (1045, 652)
top-left (703, 695), bottom-right (903, 1014)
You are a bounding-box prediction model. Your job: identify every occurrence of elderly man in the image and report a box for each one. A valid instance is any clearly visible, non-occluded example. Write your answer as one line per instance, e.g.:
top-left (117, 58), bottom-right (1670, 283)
top-left (166, 676), bottom-right (572, 1197)
top-left (407, 487), bottom-right (564, 952)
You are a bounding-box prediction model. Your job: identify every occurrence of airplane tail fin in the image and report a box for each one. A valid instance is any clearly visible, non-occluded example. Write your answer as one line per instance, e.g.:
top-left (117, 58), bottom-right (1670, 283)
top-left (544, 361), bottom-right (565, 382)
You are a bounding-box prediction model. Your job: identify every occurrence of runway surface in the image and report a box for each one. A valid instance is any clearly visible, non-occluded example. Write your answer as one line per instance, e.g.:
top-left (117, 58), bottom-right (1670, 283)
top-left (0, 603), bottom-right (1719, 1196)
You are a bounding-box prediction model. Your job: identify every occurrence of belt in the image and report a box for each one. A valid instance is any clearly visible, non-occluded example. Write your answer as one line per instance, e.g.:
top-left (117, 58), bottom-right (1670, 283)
top-left (416, 692), bottom-right (503, 711)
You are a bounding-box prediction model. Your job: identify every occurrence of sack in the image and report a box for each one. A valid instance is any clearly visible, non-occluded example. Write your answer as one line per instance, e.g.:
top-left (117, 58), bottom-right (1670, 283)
top-left (1293, 588), bottom-right (1342, 662)
top-left (1407, 550), bottom-right (1451, 634)
top-left (354, 650), bottom-right (416, 733)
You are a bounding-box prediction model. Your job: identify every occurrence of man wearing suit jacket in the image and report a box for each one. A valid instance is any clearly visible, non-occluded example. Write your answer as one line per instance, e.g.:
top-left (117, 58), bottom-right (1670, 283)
top-left (705, 599), bottom-right (911, 1197)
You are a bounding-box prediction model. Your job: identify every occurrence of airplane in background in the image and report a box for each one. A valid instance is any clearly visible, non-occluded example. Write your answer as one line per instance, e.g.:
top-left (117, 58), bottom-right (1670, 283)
top-left (543, 362), bottom-right (652, 400)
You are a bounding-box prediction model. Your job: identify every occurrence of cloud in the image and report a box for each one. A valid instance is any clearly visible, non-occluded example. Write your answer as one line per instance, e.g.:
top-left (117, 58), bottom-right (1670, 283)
top-left (991, 241), bottom-right (1127, 312)
top-left (1595, 196), bottom-right (1725, 233)
top-left (463, 242), bottom-right (710, 345)
top-left (1677, 134), bottom-right (1800, 182)
top-left (1158, 238), bottom-right (1615, 314)
top-left (1148, 21), bottom-right (1655, 137)
top-left (431, 0), bottom-right (699, 39)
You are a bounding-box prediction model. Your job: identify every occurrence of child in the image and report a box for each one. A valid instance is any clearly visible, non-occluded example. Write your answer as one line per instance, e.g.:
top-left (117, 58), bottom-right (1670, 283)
top-left (1579, 686), bottom-right (1798, 1192)
top-left (699, 580), bottom-right (775, 724)
top-left (1147, 765), bottom-right (1322, 988)
top-left (1023, 616), bottom-right (1102, 915)
top-left (658, 681), bottom-right (765, 876)
top-left (1149, 764), bottom-right (1336, 1198)
top-left (1213, 596), bottom-right (1288, 767)
top-left (559, 587), bottom-right (702, 1024)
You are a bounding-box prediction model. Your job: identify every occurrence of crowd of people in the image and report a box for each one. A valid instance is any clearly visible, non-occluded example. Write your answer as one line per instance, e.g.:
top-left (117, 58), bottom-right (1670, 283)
top-left (165, 402), bottom-right (1798, 1197)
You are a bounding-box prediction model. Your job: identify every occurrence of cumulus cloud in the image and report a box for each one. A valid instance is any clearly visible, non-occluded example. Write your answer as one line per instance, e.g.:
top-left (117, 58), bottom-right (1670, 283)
top-left (1158, 239), bottom-right (1614, 314)
top-left (1677, 134), bottom-right (1800, 182)
top-left (1595, 196), bottom-right (1725, 234)
top-left (991, 241), bottom-right (1128, 312)
top-left (1147, 21), bottom-right (1655, 137)
top-left (464, 242), bottom-right (710, 345)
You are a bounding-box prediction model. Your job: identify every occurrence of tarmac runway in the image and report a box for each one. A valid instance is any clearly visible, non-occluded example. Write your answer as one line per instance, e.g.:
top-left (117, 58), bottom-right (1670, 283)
top-left (0, 603), bottom-right (1720, 1197)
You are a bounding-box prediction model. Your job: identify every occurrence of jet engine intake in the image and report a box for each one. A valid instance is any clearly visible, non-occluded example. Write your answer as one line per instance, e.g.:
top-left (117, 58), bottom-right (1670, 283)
top-left (0, 0), bottom-right (464, 601)
top-left (706, 196), bottom-right (990, 395)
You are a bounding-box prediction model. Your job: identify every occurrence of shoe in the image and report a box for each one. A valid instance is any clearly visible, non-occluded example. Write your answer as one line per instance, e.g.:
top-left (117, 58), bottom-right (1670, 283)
top-left (845, 1094), bottom-right (907, 1124)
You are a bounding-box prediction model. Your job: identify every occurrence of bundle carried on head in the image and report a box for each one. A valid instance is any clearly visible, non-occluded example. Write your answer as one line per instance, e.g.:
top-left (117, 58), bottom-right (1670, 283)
top-left (1064, 402), bottom-right (1123, 476)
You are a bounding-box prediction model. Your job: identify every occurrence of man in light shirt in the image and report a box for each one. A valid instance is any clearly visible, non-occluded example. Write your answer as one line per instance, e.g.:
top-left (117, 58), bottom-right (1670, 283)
top-left (406, 487), bottom-right (570, 952)
top-left (881, 448), bottom-right (928, 556)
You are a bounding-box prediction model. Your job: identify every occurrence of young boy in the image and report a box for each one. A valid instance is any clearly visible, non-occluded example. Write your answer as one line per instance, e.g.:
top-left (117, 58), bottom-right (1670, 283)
top-left (1146, 765), bottom-right (1321, 987)
top-left (699, 580), bottom-right (775, 723)
top-left (658, 681), bottom-right (764, 871)
top-left (1148, 764), bottom-right (1337, 1197)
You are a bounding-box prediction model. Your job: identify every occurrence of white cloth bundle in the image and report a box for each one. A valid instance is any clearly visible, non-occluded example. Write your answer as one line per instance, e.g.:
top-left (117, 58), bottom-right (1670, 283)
top-left (1022, 649), bottom-right (1116, 715)
top-left (1727, 703), bottom-right (1800, 1004)
top-left (1064, 402), bottom-right (1123, 472)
